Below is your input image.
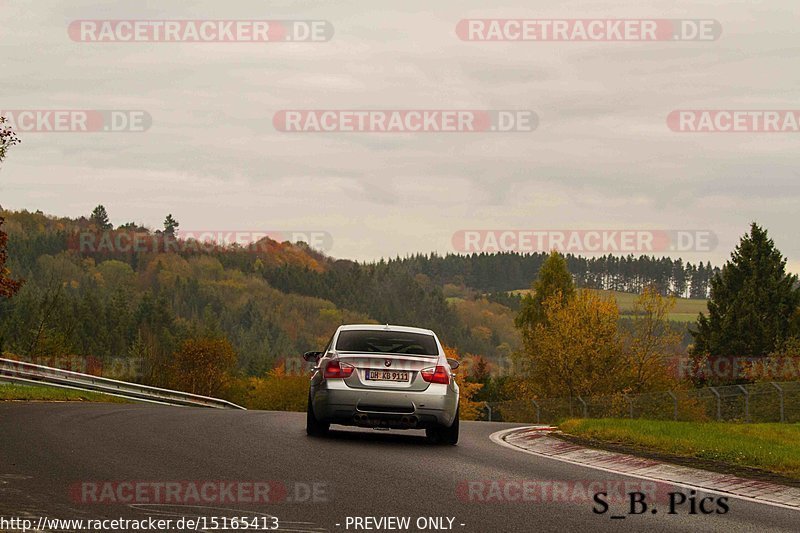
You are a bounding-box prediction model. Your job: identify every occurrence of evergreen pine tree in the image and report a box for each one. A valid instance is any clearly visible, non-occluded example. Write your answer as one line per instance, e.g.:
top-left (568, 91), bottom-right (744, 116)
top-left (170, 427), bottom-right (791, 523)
top-left (515, 251), bottom-right (576, 333)
top-left (691, 223), bottom-right (800, 357)
top-left (90, 205), bottom-right (112, 230)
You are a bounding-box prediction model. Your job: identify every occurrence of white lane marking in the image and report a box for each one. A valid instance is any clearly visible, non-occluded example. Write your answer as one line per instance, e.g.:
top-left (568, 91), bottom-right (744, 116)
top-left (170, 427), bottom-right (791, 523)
top-left (489, 426), bottom-right (800, 513)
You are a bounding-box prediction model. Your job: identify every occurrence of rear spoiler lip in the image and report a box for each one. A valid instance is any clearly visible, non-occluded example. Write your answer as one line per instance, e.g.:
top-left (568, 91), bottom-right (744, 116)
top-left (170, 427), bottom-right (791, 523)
top-left (335, 351), bottom-right (440, 360)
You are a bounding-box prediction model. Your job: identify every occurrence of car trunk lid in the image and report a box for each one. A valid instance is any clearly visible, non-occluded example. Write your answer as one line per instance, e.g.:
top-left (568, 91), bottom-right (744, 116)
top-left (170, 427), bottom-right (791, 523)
top-left (337, 352), bottom-right (438, 391)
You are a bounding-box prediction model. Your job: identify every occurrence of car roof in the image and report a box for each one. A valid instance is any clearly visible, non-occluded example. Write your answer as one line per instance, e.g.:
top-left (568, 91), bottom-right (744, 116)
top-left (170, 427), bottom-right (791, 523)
top-left (337, 324), bottom-right (436, 335)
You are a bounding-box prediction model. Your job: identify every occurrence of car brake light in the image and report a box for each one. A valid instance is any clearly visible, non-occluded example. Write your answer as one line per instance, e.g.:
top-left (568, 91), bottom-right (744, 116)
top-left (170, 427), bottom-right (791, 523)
top-left (324, 360), bottom-right (354, 379)
top-left (421, 365), bottom-right (450, 385)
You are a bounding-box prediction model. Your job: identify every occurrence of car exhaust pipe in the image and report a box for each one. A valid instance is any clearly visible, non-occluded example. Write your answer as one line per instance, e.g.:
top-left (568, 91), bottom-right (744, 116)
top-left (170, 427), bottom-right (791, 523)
top-left (354, 413), bottom-right (418, 428)
top-left (400, 415), bottom-right (419, 428)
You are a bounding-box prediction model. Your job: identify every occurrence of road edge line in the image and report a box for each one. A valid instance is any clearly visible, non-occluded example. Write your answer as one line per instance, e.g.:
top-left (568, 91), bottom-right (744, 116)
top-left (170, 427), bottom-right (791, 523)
top-left (489, 426), bottom-right (800, 513)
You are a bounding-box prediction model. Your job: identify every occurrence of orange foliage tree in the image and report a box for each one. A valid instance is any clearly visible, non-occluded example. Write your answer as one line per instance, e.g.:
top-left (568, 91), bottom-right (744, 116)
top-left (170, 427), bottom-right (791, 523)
top-left (0, 218), bottom-right (23, 299)
top-left (622, 286), bottom-right (682, 393)
top-left (168, 337), bottom-right (237, 396)
top-left (513, 288), bottom-right (683, 402)
top-left (443, 345), bottom-right (484, 420)
top-left (232, 362), bottom-right (310, 412)
top-left (513, 290), bottom-right (623, 399)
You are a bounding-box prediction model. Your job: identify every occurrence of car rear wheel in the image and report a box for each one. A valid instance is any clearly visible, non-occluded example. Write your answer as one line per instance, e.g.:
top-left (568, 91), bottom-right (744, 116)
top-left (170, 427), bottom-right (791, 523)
top-left (306, 393), bottom-right (330, 437)
top-left (426, 407), bottom-right (459, 445)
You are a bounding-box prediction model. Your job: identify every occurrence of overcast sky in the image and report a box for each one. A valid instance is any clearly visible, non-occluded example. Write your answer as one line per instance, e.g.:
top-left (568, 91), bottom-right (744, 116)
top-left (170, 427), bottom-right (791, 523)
top-left (1, 1), bottom-right (798, 272)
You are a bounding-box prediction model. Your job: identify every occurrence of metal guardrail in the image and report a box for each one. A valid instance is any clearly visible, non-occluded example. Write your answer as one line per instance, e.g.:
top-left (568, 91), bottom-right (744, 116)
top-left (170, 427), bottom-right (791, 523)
top-left (0, 357), bottom-right (245, 410)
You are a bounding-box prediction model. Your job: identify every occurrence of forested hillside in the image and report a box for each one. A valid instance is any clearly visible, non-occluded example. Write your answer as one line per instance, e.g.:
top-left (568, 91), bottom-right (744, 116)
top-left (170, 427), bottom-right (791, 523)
top-left (0, 208), bottom-right (716, 381)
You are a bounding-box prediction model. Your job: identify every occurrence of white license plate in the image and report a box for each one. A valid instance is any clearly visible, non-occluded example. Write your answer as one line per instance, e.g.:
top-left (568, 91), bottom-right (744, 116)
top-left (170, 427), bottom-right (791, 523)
top-left (366, 370), bottom-right (409, 382)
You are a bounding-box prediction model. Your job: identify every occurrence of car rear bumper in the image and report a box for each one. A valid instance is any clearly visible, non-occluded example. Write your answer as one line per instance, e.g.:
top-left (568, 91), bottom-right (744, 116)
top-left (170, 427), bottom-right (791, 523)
top-left (311, 380), bottom-right (458, 429)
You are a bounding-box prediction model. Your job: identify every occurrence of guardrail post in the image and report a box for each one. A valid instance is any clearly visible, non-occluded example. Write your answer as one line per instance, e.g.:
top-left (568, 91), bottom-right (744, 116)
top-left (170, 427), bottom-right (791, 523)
top-left (484, 402), bottom-right (492, 422)
top-left (623, 393), bottom-right (633, 419)
top-left (770, 382), bottom-right (785, 423)
top-left (577, 396), bottom-right (588, 419)
top-left (667, 391), bottom-right (678, 421)
top-left (531, 399), bottom-right (541, 424)
top-left (737, 385), bottom-right (750, 423)
top-left (0, 357), bottom-right (245, 410)
top-left (709, 386), bottom-right (721, 421)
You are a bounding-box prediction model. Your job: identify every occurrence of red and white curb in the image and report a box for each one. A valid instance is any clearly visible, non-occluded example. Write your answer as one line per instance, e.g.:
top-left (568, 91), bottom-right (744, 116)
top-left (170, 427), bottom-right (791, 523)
top-left (490, 426), bottom-right (800, 511)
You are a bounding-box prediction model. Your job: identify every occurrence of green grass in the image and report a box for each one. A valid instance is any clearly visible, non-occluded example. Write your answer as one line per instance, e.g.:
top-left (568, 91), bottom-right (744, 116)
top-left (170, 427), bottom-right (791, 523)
top-left (597, 290), bottom-right (707, 315)
top-left (560, 418), bottom-right (800, 479)
top-left (0, 382), bottom-right (130, 403)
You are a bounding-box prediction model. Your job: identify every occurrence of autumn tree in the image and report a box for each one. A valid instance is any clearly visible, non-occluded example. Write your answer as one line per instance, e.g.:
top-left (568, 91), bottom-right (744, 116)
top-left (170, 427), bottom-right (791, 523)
top-left (515, 290), bottom-right (623, 399)
top-left (0, 116), bottom-right (20, 162)
top-left (512, 251), bottom-right (576, 396)
top-left (469, 354), bottom-right (491, 382)
top-left (621, 286), bottom-right (682, 392)
top-left (168, 337), bottom-right (237, 396)
top-left (236, 362), bottom-right (309, 411)
top-left (0, 118), bottom-right (23, 301)
top-left (443, 345), bottom-right (484, 420)
top-left (0, 218), bottom-right (23, 300)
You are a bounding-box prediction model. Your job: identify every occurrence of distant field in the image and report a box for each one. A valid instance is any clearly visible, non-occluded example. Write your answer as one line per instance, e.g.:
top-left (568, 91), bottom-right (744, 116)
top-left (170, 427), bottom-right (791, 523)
top-left (0, 382), bottom-right (129, 403)
top-left (511, 288), bottom-right (707, 321)
top-left (631, 312), bottom-right (700, 323)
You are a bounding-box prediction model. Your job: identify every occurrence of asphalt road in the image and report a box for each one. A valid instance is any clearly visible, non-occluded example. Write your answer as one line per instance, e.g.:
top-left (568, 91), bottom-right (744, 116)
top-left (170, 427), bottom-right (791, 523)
top-left (0, 403), bottom-right (797, 532)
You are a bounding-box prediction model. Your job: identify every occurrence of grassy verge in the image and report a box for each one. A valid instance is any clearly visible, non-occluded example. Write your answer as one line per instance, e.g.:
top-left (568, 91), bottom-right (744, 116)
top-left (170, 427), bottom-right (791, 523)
top-left (560, 418), bottom-right (800, 479)
top-left (0, 382), bottom-right (130, 403)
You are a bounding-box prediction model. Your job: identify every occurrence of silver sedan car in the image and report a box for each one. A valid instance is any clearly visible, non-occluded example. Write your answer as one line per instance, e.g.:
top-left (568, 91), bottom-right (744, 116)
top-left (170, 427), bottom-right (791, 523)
top-left (303, 324), bottom-right (460, 444)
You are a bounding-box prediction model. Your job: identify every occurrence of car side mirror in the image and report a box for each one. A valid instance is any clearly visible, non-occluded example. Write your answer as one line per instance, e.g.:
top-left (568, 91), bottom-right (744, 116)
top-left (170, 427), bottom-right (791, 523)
top-left (303, 351), bottom-right (323, 362)
top-left (447, 358), bottom-right (460, 370)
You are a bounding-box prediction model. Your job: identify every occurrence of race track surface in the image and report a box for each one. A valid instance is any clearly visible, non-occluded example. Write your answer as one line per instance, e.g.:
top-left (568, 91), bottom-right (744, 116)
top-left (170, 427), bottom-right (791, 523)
top-left (1, 403), bottom-right (797, 532)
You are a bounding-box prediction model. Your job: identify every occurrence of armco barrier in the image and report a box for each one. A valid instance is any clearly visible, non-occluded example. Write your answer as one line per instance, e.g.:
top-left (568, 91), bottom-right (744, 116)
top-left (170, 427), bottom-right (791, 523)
top-left (0, 357), bottom-right (245, 409)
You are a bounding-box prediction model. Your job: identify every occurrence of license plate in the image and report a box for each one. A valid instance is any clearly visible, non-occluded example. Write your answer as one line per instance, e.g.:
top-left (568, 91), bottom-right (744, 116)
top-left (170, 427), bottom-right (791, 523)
top-left (365, 370), bottom-right (409, 382)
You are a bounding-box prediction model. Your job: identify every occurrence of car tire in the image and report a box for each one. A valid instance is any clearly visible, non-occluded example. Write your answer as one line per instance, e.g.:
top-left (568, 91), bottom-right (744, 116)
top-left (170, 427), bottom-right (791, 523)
top-left (426, 407), bottom-right (459, 445)
top-left (306, 393), bottom-right (330, 437)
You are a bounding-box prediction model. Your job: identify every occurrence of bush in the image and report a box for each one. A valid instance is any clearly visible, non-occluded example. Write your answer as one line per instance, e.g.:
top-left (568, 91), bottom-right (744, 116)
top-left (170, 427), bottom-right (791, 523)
top-left (232, 364), bottom-right (309, 411)
top-left (168, 337), bottom-right (237, 397)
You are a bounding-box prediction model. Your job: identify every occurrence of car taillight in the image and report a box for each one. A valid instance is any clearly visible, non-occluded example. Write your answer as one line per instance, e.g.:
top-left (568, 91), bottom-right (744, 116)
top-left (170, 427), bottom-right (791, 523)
top-left (421, 365), bottom-right (450, 385)
top-left (324, 360), bottom-right (354, 379)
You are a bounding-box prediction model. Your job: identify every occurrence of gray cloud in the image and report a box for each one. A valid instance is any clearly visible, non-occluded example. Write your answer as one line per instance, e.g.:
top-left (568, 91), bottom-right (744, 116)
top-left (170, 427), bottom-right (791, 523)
top-left (1, 0), bottom-right (799, 272)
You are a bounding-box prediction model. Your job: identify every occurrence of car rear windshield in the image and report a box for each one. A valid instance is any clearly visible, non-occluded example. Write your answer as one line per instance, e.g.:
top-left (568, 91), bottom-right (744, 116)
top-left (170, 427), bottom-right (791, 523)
top-left (335, 330), bottom-right (439, 356)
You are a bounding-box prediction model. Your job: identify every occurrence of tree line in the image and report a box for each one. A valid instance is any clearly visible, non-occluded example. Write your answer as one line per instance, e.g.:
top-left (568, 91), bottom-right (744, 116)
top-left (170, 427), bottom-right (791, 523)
top-left (384, 252), bottom-right (719, 298)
